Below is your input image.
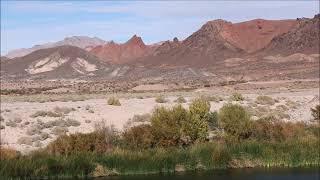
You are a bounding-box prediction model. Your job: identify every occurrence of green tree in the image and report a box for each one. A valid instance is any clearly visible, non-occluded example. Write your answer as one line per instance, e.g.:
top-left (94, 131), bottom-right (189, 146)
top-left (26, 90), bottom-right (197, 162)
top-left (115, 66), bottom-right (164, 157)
top-left (151, 105), bottom-right (188, 147)
top-left (183, 98), bottom-right (210, 142)
top-left (219, 104), bottom-right (252, 141)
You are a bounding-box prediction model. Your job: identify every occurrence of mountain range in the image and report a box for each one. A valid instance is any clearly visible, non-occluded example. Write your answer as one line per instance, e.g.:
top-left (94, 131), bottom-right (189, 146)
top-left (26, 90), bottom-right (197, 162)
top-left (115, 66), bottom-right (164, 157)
top-left (1, 14), bottom-right (319, 81)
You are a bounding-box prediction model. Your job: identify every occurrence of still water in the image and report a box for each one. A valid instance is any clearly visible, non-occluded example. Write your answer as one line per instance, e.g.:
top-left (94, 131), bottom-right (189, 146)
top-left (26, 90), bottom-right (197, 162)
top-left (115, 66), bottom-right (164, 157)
top-left (96, 168), bottom-right (319, 180)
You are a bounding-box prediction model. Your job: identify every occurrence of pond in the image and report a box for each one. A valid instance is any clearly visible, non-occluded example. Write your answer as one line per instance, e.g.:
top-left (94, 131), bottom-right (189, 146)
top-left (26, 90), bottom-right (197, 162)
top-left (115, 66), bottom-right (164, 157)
top-left (96, 168), bottom-right (319, 180)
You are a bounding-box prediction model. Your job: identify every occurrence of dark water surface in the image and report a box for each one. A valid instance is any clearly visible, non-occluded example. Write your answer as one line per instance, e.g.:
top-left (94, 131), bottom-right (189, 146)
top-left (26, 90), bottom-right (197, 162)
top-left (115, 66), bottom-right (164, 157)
top-left (96, 168), bottom-right (319, 180)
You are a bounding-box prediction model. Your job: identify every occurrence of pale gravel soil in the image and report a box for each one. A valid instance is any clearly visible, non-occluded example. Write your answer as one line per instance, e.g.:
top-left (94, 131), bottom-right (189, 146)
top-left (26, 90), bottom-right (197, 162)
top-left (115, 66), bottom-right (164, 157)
top-left (0, 88), bottom-right (318, 154)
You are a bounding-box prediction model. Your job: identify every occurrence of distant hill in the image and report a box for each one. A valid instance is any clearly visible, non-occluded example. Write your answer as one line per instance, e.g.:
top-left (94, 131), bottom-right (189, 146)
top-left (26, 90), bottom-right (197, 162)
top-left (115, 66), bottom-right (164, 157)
top-left (1, 46), bottom-right (112, 79)
top-left (5, 36), bottom-right (107, 58)
top-left (2, 15), bottom-right (319, 81)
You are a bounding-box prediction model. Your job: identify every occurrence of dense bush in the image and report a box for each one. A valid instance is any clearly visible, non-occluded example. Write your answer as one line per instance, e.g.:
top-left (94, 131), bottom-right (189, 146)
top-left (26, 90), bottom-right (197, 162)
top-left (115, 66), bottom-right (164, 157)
top-left (47, 131), bottom-right (114, 155)
top-left (151, 105), bottom-right (189, 146)
top-left (185, 98), bottom-right (210, 142)
top-left (252, 115), bottom-right (309, 142)
top-left (219, 104), bottom-right (252, 140)
top-left (126, 98), bottom-right (211, 147)
top-left (107, 97), bottom-right (121, 106)
top-left (311, 105), bottom-right (320, 121)
top-left (123, 124), bottom-right (154, 149)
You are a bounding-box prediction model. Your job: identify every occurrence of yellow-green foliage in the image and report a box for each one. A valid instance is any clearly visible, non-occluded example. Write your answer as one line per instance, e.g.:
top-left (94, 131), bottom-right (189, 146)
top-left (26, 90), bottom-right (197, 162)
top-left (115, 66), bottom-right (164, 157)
top-left (151, 105), bottom-right (189, 146)
top-left (185, 98), bottom-right (210, 141)
top-left (219, 104), bottom-right (252, 140)
top-left (107, 97), bottom-right (121, 106)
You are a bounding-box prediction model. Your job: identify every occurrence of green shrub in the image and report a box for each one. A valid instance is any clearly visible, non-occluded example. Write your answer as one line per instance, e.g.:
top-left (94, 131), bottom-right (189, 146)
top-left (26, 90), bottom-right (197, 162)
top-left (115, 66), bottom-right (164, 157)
top-left (219, 104), bottom-right (252, 140)
top-left (107, 97), bottom-right (121, 106)
top-left (311, 105), bottom-right (320, 121)
top-left (46, 129), bottom-right (119, 155)
top-left (151, 105), bottom-right (188, 147)
top-left (189, 97), bottom-right (210, 118)
top-left (252, 115), bottom-right (309, 142)
top-left (206, 111), bottom-right (219, 130)
top-left (174, 96), bottom-right (187, 103)
top-left (230, 93), bottom-right (244, 101)
top-left (184, 98), bottom-right (210, 142)
top-left (255, 95), bottom-right (275, 105)
top-left (155, 95), bottom-right (168, 103)
top-left (123, 124), bottom-right (154, 149)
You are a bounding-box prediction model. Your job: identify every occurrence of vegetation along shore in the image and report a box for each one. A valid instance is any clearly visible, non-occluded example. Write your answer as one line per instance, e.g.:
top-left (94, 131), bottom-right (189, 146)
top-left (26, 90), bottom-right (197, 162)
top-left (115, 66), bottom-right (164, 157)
top-left (1, 97), bottom-right (319, 178)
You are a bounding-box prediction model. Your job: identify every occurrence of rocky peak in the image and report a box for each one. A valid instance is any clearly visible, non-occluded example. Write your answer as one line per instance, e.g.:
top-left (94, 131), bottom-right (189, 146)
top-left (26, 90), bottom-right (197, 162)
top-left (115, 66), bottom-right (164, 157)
top-left (125, 35), bottom-right (145, 47)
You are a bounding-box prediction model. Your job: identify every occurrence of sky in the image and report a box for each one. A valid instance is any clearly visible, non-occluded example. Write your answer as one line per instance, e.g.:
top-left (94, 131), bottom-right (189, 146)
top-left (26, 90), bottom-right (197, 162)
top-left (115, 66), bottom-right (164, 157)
top-left (1, 0), bottom-right (319, 55)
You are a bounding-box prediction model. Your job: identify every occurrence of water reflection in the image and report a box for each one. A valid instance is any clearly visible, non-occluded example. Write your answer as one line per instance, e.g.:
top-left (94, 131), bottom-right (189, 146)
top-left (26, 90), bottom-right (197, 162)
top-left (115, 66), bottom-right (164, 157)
top-left (95, 168), bottom-right (319, 180)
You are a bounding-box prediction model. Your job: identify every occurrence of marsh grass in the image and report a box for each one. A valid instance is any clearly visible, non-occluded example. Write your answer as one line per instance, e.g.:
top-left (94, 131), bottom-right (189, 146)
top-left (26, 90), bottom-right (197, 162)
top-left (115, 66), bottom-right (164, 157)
top-left (1, 139), bottom-right (318, 178)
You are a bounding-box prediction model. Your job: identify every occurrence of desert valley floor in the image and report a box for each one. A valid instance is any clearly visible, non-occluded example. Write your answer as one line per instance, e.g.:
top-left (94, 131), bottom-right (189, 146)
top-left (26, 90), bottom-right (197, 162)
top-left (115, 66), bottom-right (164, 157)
top-left (0, 79), bottom-right (319, 154)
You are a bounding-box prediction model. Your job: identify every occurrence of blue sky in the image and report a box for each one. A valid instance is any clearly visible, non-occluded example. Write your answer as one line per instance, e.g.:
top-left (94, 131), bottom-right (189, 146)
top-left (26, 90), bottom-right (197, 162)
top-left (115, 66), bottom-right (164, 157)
top-left (1, 1), bottom-right (319, 55)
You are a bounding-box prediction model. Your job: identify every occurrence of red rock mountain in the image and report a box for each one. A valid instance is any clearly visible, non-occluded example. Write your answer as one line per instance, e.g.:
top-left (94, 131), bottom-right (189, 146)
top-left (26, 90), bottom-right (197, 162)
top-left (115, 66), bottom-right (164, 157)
top-left (262, 14), bottom-right (319, 55)
top-left (137, 17), bottom-right (315, 67)
top-left (90, 35), bottom-right (156, 64)
top-left (218, 19), bottom-right (297, 52)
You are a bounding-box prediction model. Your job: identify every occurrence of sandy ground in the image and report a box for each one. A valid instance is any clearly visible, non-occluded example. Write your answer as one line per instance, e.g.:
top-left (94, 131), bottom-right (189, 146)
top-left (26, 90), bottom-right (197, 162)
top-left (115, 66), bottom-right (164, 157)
top-left (0, 88), bottom-right (319, 154)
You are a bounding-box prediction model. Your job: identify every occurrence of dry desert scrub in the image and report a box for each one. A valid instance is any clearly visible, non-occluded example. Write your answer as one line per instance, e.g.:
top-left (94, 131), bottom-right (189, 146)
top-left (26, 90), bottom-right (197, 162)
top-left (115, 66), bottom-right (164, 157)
top-left (174, 96), bottom-right (187, 103)
top-left (255, 95), bottom-right (276, 105)
top-left (230, 93), bottom-right (244, 101)
top-left (107, 97), bottom-right (121, 106)
top-left (155, 95), bottom-right (168, 103)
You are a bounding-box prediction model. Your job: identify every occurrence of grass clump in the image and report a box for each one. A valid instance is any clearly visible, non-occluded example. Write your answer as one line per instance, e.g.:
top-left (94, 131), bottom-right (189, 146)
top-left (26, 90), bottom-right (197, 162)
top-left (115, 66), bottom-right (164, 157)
top-left (5, 120), bottom-right (17, 127)
top-left (203, 95), bottom-right (224, 102)
top-left (30, 110), bottom-right (62, 118)
top-left (53, 106), bottom-right (75, 115)
top-left (155, 95), bottom-right (168, 103)
top-left (174, 96), bottom-right (187, 103)
top-left (255, 95), bottom-right (275, 105)
top-left (107, 97), bottom-right (121, 106)
top-left (230, 92), bottom-right (244, 101)
top-left (51, 127), bottom-right (69, 136)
